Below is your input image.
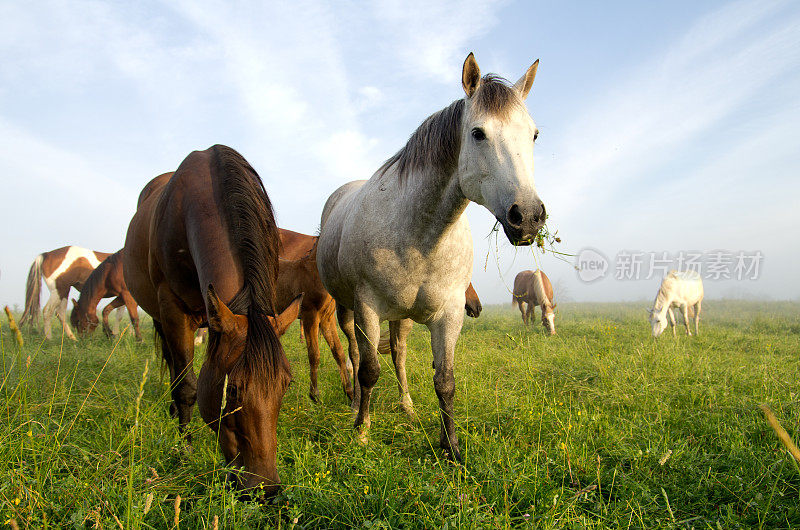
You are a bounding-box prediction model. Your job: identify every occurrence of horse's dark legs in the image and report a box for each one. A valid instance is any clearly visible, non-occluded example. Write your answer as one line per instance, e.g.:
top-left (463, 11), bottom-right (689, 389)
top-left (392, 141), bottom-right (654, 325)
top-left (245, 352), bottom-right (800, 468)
top-left (302, 311), bottom-right (322, 403)
top-left (389, 319), bottom-right (414, 416)
top-left (102, 297), bottom-right (125, 337)
top-left (320, 305), bottom-right (354, 402)
top-left (353, 300), bottom-right (380, 442)
top-left (525, 303), bottom-right (534, 327)
top-left (337, 304), bottom-right (360, 416)
top-left (121, 291), bottom-right (142, 342)
top-left (428, 312), bottom-right (463, 462)
top-left (157, 287), bottom-right (198, 438)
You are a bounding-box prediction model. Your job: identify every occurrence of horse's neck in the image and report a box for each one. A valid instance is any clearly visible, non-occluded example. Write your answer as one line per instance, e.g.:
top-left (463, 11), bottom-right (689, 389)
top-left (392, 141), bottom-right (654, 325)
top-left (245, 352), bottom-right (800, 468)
top-left (393, 168), bottom-right (469, 250)
top-left (653, 289), bottom-right (671, 314)
top-left (82, 268), bottom-right (109, 316)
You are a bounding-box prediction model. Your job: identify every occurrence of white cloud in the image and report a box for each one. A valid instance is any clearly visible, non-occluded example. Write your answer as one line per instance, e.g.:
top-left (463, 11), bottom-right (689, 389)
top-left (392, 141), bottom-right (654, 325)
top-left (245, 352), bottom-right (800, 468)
top-left (371, 0), bottom-right (508, 83)
top-left (540, 0), bottom-right (800, 219)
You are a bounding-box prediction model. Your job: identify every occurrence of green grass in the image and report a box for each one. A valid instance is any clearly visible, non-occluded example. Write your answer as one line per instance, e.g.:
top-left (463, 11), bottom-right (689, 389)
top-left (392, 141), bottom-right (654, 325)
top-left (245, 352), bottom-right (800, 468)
top-left (2, 300), bottom-right (799, 528)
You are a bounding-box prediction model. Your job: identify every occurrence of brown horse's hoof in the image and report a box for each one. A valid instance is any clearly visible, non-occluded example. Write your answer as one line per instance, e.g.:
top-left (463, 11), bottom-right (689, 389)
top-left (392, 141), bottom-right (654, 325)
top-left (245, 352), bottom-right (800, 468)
top-left (309, 391), bottom-right (321, 403)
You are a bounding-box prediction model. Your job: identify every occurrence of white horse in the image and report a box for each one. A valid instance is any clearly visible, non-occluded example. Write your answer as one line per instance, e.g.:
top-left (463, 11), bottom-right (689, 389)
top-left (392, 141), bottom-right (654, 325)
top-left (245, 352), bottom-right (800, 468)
top-left (648, 270), bottom-right (704, 337)
top-left (317, 53), bottom-right (546, 461)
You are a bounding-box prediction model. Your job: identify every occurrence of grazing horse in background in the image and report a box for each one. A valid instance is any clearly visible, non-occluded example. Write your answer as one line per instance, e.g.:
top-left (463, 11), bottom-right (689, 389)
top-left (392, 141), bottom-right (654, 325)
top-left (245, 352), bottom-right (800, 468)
top-left (649, 270), bottom-right (703, 337)
top-left (19, 246), bottom-right (112, 340)
top-left (123, 148), bottom-right (294, 494)
top-left (318, 53), bottom-right (546, 460)
top-left (512, 269), bottom-right (556, 334)
top-left (70, 250), bottom-right (142, 341)
top-left (277, 229), bottom-right (354, 403)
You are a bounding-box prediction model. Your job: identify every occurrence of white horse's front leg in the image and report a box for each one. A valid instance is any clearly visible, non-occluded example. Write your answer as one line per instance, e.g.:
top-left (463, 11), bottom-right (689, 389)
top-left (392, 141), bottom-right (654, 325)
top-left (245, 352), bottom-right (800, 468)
top-left (428, 309), bottom-right (464, 462)
top-left (667, 308), bottom-right (677, 337)
top-left (389, 319), bottom-right (415, 417)
top-left (353, 299), bottom-right (381, 443)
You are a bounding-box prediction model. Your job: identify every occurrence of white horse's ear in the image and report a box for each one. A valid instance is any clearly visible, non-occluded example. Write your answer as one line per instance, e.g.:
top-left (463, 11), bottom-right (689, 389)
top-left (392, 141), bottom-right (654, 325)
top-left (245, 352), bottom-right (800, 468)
top-left (513, 59), bottom-right (539, 99)
top-left (462, 52), bottom-right (481, 97)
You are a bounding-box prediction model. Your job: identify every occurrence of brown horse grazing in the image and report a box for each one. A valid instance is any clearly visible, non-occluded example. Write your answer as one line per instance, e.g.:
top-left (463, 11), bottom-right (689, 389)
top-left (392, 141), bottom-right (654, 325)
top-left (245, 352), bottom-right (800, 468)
top-left (512, 269), bottom-right (556, 334)
top-left (277, 230), bottom-right (354, 403)
top-left (70, 250), bottom-right (142, 341)
top-left (19, 246), bottom-right (112, 340)
top-left (123, 148), bottom-right (293, 495)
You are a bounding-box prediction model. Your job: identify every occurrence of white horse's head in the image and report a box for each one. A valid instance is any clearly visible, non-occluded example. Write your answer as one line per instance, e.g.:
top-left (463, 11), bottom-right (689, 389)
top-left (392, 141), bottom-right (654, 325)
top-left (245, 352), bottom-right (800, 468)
top-left (648, 308), bottom-right (667, 337)
top-left (457, 53), bottom-right (546, 246)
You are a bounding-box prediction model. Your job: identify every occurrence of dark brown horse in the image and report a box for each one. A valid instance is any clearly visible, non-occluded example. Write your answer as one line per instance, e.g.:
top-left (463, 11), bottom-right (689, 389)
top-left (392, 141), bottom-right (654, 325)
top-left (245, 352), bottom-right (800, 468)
top-left (123, 148), bottom-right (292, 494)
top-left (277, 229), bottom-right (354, 402)
top-left (70, 250), bottom-right (142, 341)
top-left (512, 269), bottom-right (556, 334)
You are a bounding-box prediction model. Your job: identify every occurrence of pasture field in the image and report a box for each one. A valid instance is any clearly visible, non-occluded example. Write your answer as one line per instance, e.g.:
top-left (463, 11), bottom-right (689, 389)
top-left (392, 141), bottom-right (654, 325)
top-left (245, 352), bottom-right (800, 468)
top-left (1, 300), bottom-right (799, 529)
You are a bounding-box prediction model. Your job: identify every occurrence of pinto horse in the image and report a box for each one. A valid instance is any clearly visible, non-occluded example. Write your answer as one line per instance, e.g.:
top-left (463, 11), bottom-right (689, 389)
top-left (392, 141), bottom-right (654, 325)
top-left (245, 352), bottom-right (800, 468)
top-left (318, 53), bottom-right (546, 460)
top-left (512, 269), bottom-right (556, 334)
top-left (277, 229), bottom-right (354, 402)
top-left (70, 250), bottom-right (142, 341)
top-left (18, 246), bottom-right (112, 340)
top-left (123, 148), bottom-right (293, 494)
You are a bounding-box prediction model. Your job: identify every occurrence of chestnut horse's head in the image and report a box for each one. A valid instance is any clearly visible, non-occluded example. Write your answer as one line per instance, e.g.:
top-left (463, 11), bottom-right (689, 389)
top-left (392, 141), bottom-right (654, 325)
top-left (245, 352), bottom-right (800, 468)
top-left (70, 297), bottom-right (98, 335)
top-left (196, 286), bottom-right (301, 496)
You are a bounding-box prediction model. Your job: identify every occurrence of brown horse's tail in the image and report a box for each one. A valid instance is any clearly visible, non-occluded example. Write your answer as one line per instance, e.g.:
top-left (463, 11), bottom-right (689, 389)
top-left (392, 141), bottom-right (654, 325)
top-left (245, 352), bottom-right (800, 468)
top-left (377, 329), bottom-right (391, 355)
top-left (18, 254), bottom-right (43, 327)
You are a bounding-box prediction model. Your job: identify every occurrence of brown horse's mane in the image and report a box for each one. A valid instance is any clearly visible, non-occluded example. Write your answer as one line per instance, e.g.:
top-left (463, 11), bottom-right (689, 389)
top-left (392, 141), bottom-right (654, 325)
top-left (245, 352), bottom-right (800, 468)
top-left (75, 250), bottom-right (120, 314)
top-left (206, 145), bottom-right (290, 387)
top-left (378, 74), bottom-right (520, 184)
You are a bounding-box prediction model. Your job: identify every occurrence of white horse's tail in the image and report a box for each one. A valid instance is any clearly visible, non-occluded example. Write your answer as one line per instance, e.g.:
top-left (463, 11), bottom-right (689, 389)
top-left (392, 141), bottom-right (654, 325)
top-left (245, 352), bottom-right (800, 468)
top-left (533, 270), bottom-right (550, 307)
top-left (19, 254), bottom-right (44, 327)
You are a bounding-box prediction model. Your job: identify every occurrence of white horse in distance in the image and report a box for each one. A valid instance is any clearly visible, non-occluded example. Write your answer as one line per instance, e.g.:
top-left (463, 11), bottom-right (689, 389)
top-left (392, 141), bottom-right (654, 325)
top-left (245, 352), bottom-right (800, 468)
top-left (649, 270), bottom-right (704, 337)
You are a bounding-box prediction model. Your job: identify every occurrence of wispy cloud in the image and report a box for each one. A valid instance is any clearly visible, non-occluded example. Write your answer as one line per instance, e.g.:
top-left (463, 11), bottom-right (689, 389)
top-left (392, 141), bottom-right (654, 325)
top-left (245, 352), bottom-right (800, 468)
top-left (539, 0), bottom-right (800, 218)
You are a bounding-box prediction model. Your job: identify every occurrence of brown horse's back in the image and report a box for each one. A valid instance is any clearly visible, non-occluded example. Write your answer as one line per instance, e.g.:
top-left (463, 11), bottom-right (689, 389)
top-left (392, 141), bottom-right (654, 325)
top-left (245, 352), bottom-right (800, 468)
top-left (513, 269), bottom-right (554, 307)
top-left (279, 228), bottom-right (316, 260)
top-left (538, 270), bottom-right (554, 305)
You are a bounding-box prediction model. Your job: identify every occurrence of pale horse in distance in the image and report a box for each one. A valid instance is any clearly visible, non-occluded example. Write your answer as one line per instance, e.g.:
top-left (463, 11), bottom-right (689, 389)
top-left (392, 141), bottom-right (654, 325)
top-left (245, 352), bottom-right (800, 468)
top-left (317, 53), bottom-right (547, 461)
top-left (648, 270), bottom-right (704, 337)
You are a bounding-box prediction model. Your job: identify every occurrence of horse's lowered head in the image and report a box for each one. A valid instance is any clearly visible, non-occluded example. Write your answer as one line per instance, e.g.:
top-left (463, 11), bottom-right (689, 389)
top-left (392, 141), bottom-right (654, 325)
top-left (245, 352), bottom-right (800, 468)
top-left (197, 285), bottom-right (299, 497)
top-left (648, 308), bottom-right (667, 338)
top-left (457, 53), bottom-right (546, 246)
top-left (543, 303), bottom-right (556, 335)
top-left (70, 298), bottom-right (98, 335)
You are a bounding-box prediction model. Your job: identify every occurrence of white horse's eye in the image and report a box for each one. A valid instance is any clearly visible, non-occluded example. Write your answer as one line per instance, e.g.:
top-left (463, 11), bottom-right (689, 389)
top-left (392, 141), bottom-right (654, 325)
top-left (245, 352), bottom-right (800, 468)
top-left (471, 128), bottom-right (486, 141)
top-left (534, 129), bottom-right (539, 142)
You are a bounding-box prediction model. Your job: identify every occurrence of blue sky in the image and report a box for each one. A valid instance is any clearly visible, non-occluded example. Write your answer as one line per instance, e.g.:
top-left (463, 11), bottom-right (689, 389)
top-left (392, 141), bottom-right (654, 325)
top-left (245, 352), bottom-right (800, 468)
top-left (1, 0), bottom-right (798, 307)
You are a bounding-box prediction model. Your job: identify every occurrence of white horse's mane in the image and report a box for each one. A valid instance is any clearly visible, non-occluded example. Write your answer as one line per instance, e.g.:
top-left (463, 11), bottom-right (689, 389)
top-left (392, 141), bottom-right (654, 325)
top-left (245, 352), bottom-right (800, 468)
top-left (378, 74), bottom-right (523, 184)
